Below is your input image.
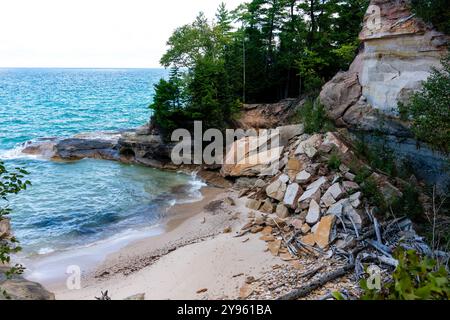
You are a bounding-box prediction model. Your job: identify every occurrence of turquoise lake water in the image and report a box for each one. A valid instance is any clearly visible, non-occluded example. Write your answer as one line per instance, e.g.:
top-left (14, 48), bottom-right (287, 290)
top-left (0, 69), bottom-right (203, 265)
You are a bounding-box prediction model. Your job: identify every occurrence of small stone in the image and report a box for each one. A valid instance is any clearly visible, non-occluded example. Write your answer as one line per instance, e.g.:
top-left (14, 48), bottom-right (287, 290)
top-left (290, 260), bottom-right (302, 270)
top-left (301, 234), bottom-right (316, 246)
top-left (327, 199), bottom-right (346, 215)
top-left (260, 234), bottom-right (276, 242)
top-left (283, 183), bottom-right (302, 208)
top-left (306, 200), bottom-right (321, 225)
top-left (321, 192), bottom-right (336, 208)
top-left (342, 181), bottom-right (360, 192)
top-left (196, 288), bottom-right (208, 294)
top-left (223, 226), bottom-right (232, 234)
top-left (305, 146), bottom-right (318, 158)
top-left (286, 158), bottom-right (303, 172)
top-left (238, 188), bottom-right (250, 198)
top-left (245, 199), bottom-right (262, 210)
top-left (251, 226), bottom-right (264, 233)
top-left (224, 197), bottom-right (235, 206)
top-left (306, 176), bottom-right (328, 191)
top-left (239, 284), bottom-right (254, 299)
top-left (266, 180), bottom-right (287, 201)
top-left (261, 226), bottom-right (273, 235)
top-left (301, 224), bottom-right (311, 234)
top-left (254, 179), bottom-right (266, 188)
top-left (278, 174), bottom-right (290, 184)
top-left (314, 215), bottom-right (336, 249)
top-left (245, 276), bottom-right (256, 284)
top-left (268, 240), bottom-right (282, 256)
top-left (275, 203), bottom-right (290, 219)
top-left (124, 293), bottom-right (145, 300)
top-left (339, 164), bottom-right (350, 173)
top-left (344, 172), bottom-right (356, 181)
top-left (295, 170), bottom-right (312, 184)
top-left (260, 198), bottom-right (275, 214)
top-left (291, 219), bottom-right (303, 230)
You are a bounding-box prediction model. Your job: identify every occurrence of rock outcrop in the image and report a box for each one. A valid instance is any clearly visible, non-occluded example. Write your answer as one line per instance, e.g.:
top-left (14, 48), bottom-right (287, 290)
top-left (234, 99), bottom-right (304, 129)
top-left (320, 0), bottom-right (448, 133)
top-left (1, 219), bottom-right (54, 300)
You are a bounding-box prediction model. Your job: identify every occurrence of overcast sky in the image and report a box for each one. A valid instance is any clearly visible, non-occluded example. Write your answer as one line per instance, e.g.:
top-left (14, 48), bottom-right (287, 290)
top-left (0, 0), bottom-right (244, 68)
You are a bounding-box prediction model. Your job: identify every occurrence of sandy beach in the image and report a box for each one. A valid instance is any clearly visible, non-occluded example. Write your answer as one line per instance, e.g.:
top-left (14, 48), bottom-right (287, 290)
top-left (49, 186), bottom-right (286, 300)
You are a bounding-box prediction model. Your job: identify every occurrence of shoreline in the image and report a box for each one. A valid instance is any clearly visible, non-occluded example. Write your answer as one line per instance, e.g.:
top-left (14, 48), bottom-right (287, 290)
top-left (49, 186), bottom-right (286, 300)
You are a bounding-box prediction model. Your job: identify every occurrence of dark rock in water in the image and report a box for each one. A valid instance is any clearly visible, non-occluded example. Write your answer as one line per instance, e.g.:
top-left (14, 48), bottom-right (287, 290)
top-left (54, 138), bottom-right (120, 161)
top-left (118, 131), bottom-right (173, 167)
top-left (0, 267), bottom-right (55, 300)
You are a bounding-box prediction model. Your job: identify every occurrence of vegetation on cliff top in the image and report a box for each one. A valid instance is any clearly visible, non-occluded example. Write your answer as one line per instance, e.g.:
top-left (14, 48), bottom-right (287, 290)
top-left (150, 0), bottom-right (369, 135)
top-left (399, 54), bottom-right (450, 154)
top-left (0, 161), bottom-right (30, 298)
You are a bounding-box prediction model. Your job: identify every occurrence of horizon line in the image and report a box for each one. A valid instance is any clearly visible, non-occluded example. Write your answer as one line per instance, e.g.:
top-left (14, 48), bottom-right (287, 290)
top-left (0, 66), bottom-right (166, 70)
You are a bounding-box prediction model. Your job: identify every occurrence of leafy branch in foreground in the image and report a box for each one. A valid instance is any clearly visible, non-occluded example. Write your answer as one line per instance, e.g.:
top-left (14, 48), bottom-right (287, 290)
top-left (0, 160), bottom-right (30, 298)
top-left (360, 248), bottom-right (449, 300)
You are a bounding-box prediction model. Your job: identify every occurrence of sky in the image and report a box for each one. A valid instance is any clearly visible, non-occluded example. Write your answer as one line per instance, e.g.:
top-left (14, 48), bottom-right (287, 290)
top-left (0, 0), bottom-right (244, 68)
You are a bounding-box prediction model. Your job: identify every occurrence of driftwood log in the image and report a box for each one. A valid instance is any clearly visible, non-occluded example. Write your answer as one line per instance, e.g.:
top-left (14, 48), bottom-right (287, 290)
top-left (277, 263), bottom-right (355, 300)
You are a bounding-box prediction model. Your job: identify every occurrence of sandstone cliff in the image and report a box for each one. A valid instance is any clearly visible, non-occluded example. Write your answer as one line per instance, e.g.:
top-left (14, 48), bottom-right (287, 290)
top-left (319, 0), bottom-right (449, 189)
top-left (320, 0), bottom-right (448, 134)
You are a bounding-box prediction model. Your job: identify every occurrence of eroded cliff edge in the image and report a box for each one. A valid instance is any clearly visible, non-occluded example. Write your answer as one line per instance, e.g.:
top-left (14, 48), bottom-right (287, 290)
top-left (319, 0), bottom-right (449, 189)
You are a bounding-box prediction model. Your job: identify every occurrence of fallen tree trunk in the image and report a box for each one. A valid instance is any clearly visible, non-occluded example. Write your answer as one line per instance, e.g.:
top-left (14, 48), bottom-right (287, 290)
top-left (276, 263), bottom-right (355, 300)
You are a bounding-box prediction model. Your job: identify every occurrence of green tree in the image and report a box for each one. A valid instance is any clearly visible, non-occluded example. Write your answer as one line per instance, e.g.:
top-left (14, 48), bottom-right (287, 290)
top-left (411, 0), bottom-right (450, 35)
top-left (399, 54), bottom-right (450, 153)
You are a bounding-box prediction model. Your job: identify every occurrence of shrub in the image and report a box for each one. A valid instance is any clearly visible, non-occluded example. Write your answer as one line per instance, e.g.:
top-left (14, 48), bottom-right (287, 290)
top-left (391, 184), bottom-right (424, 221)
top-left (360, 248), bottom-right (450, 300)
top-left (299, 99), bottom-right (334, 134)
top-left (398, 54), bottom-right (450, 153)
top-left (411, 0), bottom-right (450, 35)
top-left (355, 138), bottom-right (398, 177)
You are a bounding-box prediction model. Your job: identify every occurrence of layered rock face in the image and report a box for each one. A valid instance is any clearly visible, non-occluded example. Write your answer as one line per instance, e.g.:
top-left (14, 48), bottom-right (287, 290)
top-left (320, 0), bottom-right (448, 133)
top-left (320, 0), bottom-right (449, 188)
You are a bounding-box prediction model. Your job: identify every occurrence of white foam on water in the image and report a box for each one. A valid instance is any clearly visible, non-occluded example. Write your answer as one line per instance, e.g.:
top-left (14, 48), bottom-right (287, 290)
top-left (21, 224), bottom-right (165, 285)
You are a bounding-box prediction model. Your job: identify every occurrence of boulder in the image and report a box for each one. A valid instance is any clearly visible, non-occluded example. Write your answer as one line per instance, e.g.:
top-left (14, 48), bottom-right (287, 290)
top-left (295, 170), bottom-right (312, 184)
top-left (260, 199), bottom-right (275, 214)
top-left (0, 269), bottom-right (55, 300)
top-left (319, 71), bottom-right (362, 120)
top-left (222, 136), bottom-right (284, 177)
top-left (276, 124), bottom-right (305, 146)
top-left (246, 199), bottom-right (262, 211)
top-left (314, 215), bottom-right (337, 249)
top-left (301, 234), bottom-right (316, 246)
top-left (306, 200), bottom-right (321, 225)
top-left (286, 158), bottom-right (304, 172)
top-left (321, 183), bottom-right (345, 207)
top-left (276, 204), bottom-right (290, 219)
top-left (283, 183), bottom-right (302, 209)
top-left (54, 138), bottom-right (120, 161)
top-left (266, 179), bottom-right (287, 202)
top-left (294, 134), bottom-right (323, 157)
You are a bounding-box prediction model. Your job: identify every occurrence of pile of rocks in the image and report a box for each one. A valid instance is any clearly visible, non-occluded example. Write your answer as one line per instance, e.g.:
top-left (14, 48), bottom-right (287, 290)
top-left (225, 129), bottom-right (380, 254)
top-left (222, 127), bottom-right (440, 299)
